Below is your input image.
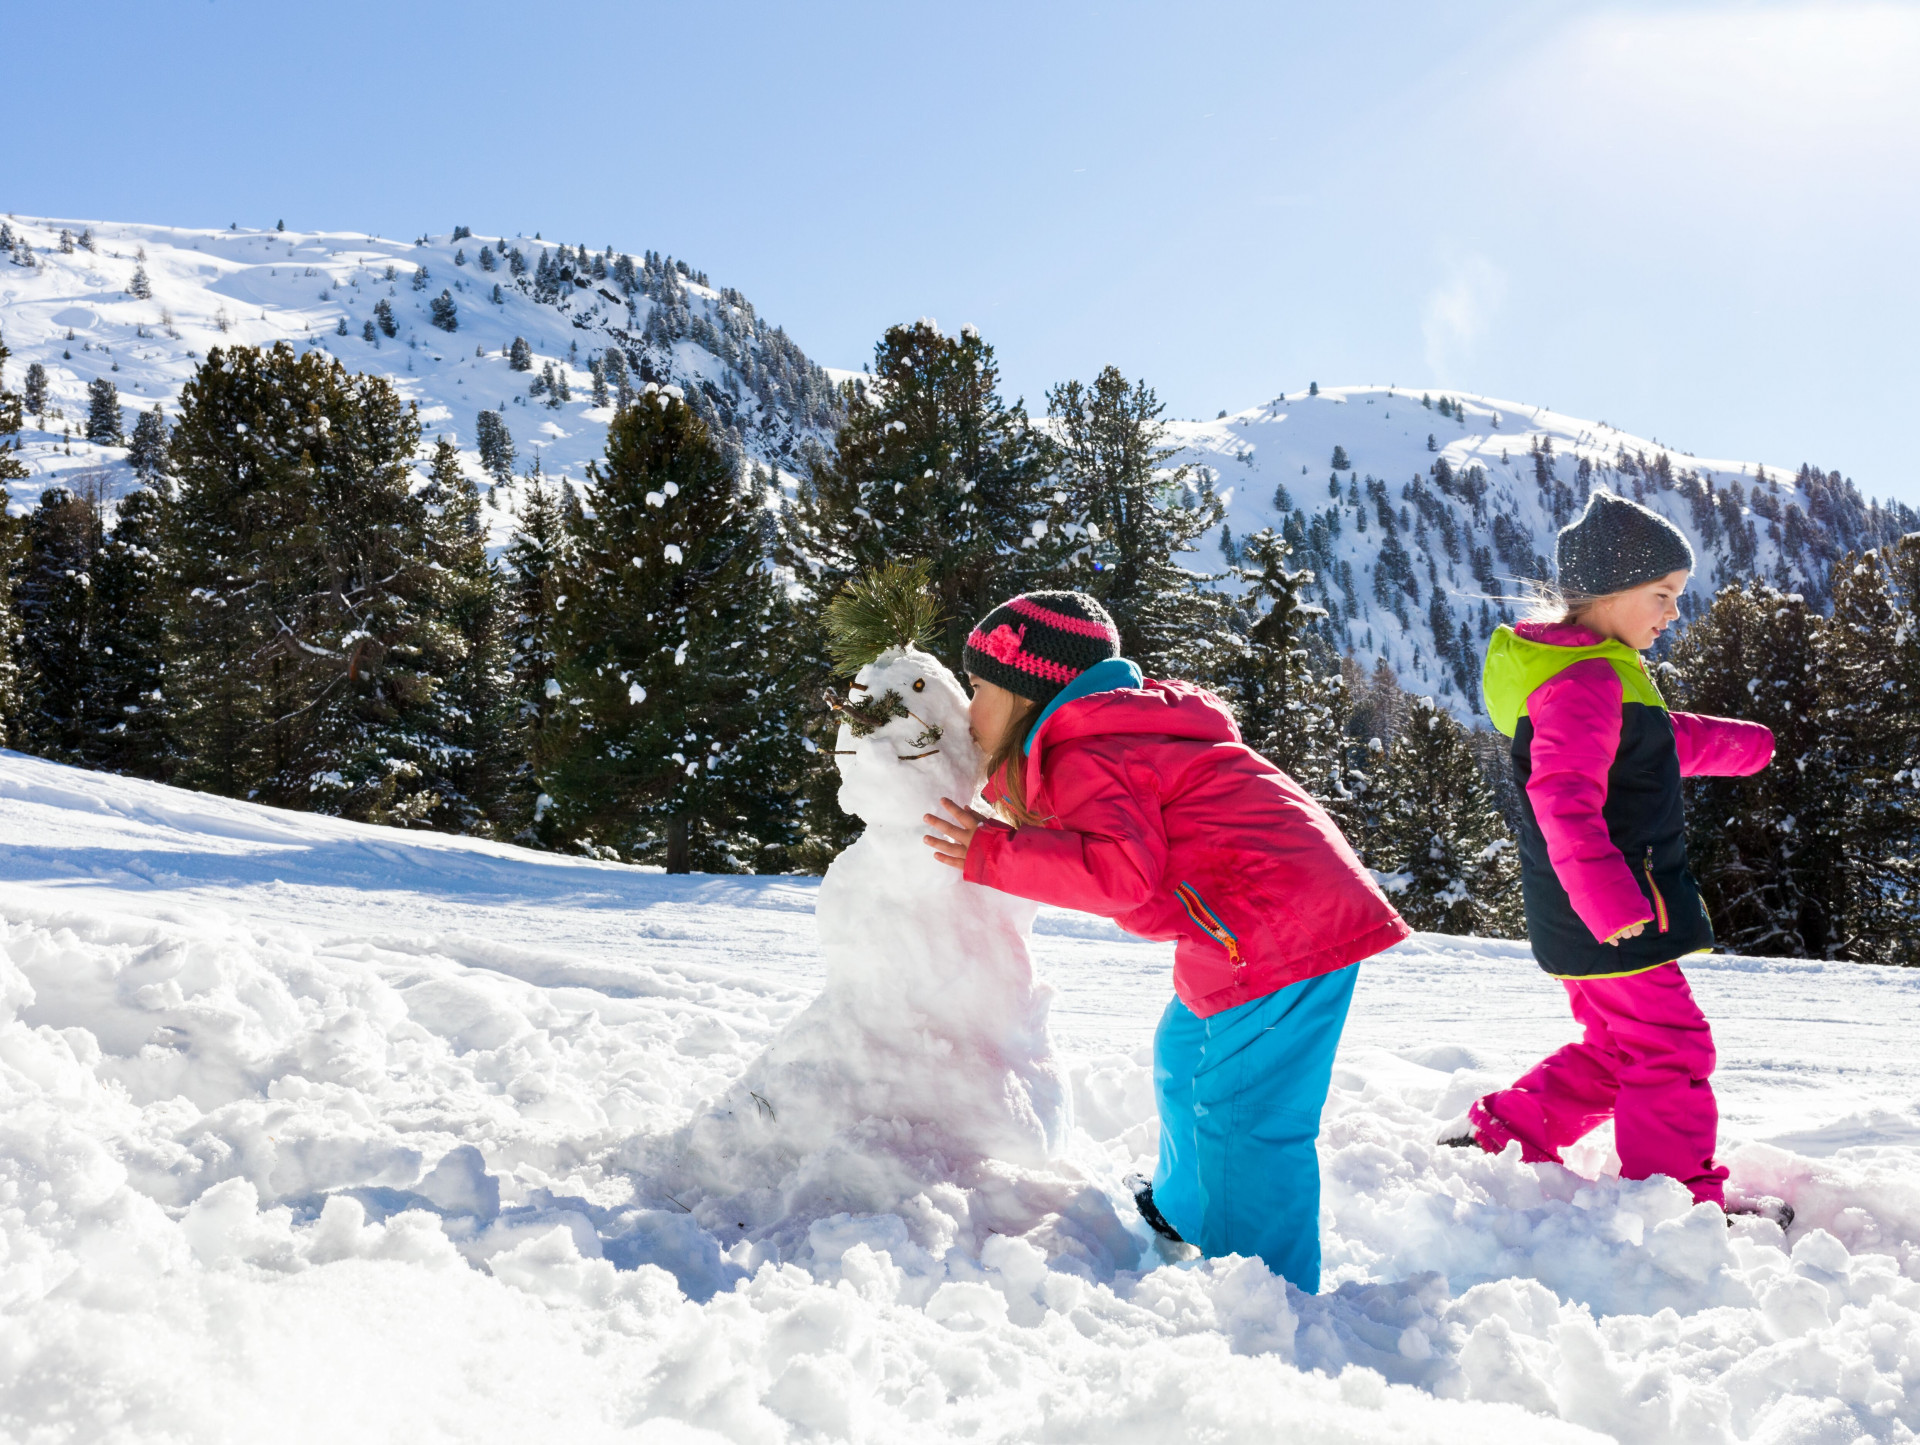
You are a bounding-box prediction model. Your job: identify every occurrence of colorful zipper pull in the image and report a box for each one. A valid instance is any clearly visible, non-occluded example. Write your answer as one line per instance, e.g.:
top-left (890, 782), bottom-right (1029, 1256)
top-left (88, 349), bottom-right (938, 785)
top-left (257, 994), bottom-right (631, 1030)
top-left (1643, 848), bottom-right (1670, 934)
top-left (1174, 881), bottom-right (1245, 969)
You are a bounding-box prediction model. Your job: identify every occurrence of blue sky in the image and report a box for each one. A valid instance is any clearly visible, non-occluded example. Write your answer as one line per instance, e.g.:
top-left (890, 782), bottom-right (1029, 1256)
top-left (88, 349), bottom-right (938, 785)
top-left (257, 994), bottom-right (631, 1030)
top-left (7, 0), bottom-right (1919, 504)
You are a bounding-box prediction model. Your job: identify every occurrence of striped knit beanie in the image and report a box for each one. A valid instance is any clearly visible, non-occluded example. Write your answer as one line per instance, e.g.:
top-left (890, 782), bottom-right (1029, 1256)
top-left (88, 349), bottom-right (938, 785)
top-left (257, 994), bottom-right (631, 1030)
top-left (962, 592), bottom-right (1121, 704)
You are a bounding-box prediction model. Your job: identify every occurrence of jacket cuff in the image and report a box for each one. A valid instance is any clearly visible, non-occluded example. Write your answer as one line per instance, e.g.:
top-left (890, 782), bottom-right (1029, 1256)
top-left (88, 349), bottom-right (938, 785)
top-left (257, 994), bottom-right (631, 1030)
top-left (1574, 865), bottom-right (1656, 943)
top-left (964, 821), bottom-right (1015, 886)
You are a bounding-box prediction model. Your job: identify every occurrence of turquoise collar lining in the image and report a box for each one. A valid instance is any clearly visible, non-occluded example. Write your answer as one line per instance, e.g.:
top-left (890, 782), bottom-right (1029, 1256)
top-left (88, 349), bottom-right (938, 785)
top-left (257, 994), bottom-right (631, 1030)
top-left (1024, 657), bottom-right (1143, 756)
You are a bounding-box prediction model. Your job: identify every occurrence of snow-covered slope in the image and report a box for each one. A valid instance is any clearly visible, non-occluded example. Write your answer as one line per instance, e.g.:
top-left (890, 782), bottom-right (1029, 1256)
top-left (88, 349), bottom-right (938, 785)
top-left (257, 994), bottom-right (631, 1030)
top-left (4, 213), bottom-right (1916, 719)
top-left (0, 214), bottom-right (841, 546)
top-left (1165, 387), bottom-right (1917, 710)
top-left (2, 747), bottom-right (1917, 1443)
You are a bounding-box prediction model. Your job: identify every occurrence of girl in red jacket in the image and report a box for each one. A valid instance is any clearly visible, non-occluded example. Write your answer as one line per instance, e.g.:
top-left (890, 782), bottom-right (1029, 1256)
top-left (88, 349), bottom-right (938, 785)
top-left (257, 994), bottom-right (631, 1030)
top-left (921, 591), bottom-right (1408, 1291)
top-left (1457, 492), bottom-right (1775, 1216)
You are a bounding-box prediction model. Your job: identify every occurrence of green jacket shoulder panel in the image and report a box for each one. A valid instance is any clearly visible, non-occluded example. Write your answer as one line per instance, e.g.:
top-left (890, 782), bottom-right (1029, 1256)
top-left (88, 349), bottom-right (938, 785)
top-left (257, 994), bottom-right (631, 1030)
top-left (1481, 626), bottom-right (1665, 737)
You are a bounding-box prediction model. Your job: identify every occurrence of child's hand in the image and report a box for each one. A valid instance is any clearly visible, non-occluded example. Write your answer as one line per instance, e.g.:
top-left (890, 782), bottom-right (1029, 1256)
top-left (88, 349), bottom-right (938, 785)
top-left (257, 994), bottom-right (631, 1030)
top-left (922, 797), bottom-right (989, 870)
top-left (1604, 921), bottom-right (1648, 946)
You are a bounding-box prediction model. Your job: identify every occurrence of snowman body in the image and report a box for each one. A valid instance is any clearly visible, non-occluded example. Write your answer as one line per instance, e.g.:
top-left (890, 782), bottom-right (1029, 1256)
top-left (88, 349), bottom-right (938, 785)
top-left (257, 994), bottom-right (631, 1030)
top-left (676, 646), bottom-right (1068, 1237)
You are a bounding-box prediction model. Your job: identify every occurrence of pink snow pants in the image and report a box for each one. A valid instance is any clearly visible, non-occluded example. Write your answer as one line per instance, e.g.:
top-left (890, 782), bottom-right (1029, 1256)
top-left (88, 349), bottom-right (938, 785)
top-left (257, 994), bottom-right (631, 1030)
top-left (1469, 962), bottom-right (1728, 1205)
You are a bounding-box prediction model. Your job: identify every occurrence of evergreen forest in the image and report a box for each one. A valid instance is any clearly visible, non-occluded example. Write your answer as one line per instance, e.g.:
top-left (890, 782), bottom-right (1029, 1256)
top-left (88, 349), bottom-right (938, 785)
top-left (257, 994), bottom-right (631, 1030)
top-left (1, 325), bottom-right (1917, 964)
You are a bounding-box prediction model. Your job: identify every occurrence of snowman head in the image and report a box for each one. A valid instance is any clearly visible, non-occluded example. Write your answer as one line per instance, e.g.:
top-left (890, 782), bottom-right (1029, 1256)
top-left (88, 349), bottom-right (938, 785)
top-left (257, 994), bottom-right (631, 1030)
top-left (832, 645), bottom-right (981, 825)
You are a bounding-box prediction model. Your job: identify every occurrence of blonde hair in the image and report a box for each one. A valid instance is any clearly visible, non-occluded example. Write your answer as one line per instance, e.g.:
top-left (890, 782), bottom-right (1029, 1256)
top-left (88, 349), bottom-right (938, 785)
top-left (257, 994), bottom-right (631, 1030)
top-left (1519, 577), bottom-right (1605, 626)
top-left (983, 695), bottom-right (1050, 828)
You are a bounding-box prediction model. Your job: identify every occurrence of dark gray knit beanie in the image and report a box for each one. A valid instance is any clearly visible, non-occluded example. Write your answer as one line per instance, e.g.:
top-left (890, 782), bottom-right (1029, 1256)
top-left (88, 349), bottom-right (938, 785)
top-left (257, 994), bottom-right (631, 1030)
top-left (1556, 490), bottom-right (1695, 599)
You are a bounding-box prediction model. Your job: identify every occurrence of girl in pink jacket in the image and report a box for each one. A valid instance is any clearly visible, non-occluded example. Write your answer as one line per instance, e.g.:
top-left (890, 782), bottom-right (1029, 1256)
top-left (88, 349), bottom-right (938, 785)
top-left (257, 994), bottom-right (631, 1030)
top-left (921, 591), bottom-right (1408, 1291)
top-left (1456, 492), bottom-right (1775, 1216)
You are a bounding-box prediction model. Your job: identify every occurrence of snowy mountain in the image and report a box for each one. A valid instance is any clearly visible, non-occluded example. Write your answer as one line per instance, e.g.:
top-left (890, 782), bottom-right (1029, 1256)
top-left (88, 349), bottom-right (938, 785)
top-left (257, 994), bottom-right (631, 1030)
top-left (0, 213), bottom-right (844, 546)
top-left (4, 212), bottom-right (1914, 720)
top-left (2, 745), bottom-right (1916, 1441)
top-left (1164, 388), bottom-right (1918, 709)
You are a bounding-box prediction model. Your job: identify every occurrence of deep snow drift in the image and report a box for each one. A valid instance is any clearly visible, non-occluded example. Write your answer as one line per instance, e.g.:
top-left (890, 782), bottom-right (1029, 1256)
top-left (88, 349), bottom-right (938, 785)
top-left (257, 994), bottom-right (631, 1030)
top-left (1, 749), bottom-right (1917, 1443)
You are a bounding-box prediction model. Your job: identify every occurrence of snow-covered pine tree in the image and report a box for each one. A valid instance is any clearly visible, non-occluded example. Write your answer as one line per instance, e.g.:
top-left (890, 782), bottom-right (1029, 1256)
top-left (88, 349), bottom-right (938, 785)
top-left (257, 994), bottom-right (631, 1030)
top-left (23, 362), bottom-right (48, 418)
top-left (85, 376), bottom-right (123, 443)
top-left (590, 354), bottom-right (609, 408)
top-left (14, 485), bottom-right (105, 761)
top-left (414, 436), bottom-right (515, 834)
top-left (429, 291), bottom-right (458, 332)
top-left (478, 245), bottom-right (495, 272)
top-left (374, 299), bottom-right (397, 338)
top-left (412, 266), bottom-right (429, 291)
top-left (0, 336), bottom-right (31, 739)
top-left (1669, 580), bottom-right (1835, 956)
top-left (475, 410), bottom-right (515, 485)
top-left (1370, 694), bottom-right (1522, 936)
top-left (545, 389), bottom-right (804, 872)
top-left (85, 480), bottom-right (172, 779)
top-left (157, 343), bottom-right (449, 823)
top-left (1815, 538), bottom-right (1920, 963)
top-left (129, 263), bottom-right (152, 300)
top-left (127, 404), bottom-right (169, 480)
top-left (508, 336), bottom-right (532, 371)
top-left (781, 321), bottom-right (1053, 670)
top-left (501, 466), bottom-right (571, 841)
top-left (1042, 365), bottom-right (1230, 676)
top-left (603, 346), bottom-right (632, 408)
top-left (1211, 527), bottom-right (1344, 795)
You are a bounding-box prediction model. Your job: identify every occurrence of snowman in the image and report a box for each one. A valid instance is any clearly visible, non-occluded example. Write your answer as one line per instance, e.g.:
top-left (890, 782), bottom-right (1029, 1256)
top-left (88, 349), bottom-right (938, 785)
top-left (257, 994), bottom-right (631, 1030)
top-left (663, 586), bottom-right (1076, 1254)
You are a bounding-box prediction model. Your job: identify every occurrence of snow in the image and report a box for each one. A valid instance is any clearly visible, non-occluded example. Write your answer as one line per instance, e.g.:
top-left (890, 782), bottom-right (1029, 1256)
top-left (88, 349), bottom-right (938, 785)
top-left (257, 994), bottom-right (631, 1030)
top-left (5, 213), bottom-right (1899, 724)
top-left (2, 746), bottom-right (1918, 1442)
top-left (0, 215), bottom-right (834, 549)
top-left (1159, 385), bottom-right (1868, 715)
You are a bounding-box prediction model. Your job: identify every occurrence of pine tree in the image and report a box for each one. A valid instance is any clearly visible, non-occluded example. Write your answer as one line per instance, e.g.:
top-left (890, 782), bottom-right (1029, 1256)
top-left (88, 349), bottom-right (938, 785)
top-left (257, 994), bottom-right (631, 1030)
top-left (129, 263), bottom-right (153, 300)
top-left (509, 336), bottom-right (532, 371)
top-left (1331, 445), bottom-right (1351, 471)
top-left (127, 404), bottom-right (169, 479)
top-left (781, 321), bottom-right (1054, 669)
top-left (0, 335), bottom-right (32, 738)
top-left (85, 376), bottom-right (123, 443)
top-left (86, 481), bottom-right (172, 778)
top-left (23, 362), bottom-right (47, 418)
top-left (1212, 527), bottom-right (1343, 793)
top-left (590, 354), bottom-right (609, 408)
top-left (14, 485), bottom-right (105, 760)
top-left (374, 299), bottom-right (397, 338)
top-left (1370, 695), bottom-right (1523, 936)
top-left (363, 320), bottom-right (378, 344)
top-left (1669, 581), bottom-right (1835, 956)
top-left (544, 391), bottom-right (804, 872)
top-left (501, 467), bottom-right (572, 841)
top-left (479, 245), bottom-right (496, 272)
top-left (412, 266), bottom-right (429, 291)
top-left (475, 409), bottom-right (515, 484)
top-left (1043, 365), bottom-right (1229, 675)
top-left (1814, 539), bottom-right (1920, 963)
top-left (414, 436), bottom-right (515, 833)
top-left (157, 343), bottom-right (452, 823)
top-left (429, 291), bottom-right (458, 332)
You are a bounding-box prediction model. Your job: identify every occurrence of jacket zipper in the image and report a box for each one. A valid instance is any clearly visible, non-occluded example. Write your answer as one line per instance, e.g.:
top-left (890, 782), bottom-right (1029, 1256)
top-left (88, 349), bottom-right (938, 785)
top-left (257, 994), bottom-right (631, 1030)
top-left (1642, 848), bottom-right (1670, 934)
top-left (1174, 881), bottom-right (1245, 971)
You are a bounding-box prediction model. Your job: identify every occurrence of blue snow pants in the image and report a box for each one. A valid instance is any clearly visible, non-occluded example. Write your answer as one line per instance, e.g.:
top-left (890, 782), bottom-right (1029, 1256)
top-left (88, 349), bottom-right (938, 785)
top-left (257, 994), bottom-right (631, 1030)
top-left (1150, 963), bottom-right (1357, 1293)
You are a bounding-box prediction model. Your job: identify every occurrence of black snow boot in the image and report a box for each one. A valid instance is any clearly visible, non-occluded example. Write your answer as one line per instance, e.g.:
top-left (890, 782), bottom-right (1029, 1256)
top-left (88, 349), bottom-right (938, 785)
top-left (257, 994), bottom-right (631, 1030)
top-left (1724, 1196), bottom-right (1795, 1230)
top-left (1125, 1173), bottom-right (1185, 1244)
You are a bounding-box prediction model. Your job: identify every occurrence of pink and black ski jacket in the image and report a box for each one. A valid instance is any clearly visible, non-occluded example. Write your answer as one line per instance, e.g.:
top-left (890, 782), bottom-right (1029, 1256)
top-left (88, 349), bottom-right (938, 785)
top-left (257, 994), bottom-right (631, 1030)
top-left (964, 679), bottom-right (1409, 1017)
top-left (1483, 621), bottom-right (1774, 978)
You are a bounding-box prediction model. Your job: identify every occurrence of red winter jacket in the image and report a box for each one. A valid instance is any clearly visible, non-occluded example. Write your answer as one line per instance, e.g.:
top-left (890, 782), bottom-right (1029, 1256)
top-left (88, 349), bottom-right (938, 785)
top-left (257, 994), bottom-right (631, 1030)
top-left (964, 680), bottom-right (1409, 1017)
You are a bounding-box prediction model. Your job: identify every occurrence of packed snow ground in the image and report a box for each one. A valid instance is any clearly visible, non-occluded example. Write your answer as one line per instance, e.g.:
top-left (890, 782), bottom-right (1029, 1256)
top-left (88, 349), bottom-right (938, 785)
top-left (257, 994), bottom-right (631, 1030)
top-left (2, 752), bottom-right (1917, 1442)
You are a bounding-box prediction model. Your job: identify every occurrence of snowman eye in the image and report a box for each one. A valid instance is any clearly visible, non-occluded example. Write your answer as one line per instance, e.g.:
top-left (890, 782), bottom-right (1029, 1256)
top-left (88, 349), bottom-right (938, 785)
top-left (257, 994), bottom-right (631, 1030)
top-left (912, 678), bottom-right (926, 692)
